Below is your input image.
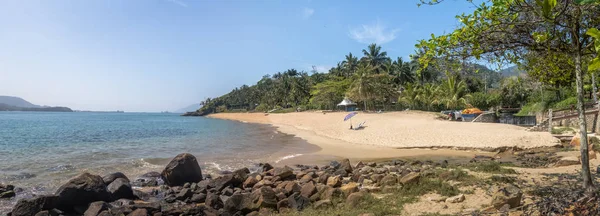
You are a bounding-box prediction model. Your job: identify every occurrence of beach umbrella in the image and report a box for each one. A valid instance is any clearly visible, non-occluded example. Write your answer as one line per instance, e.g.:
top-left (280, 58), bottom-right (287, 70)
top-left (344, 112), bottom-right (358, 121)
top-left (344, 112), bottom-right (358, 128)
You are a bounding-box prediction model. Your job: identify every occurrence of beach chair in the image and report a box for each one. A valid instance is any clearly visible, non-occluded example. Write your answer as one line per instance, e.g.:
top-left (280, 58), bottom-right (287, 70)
top-left (352, 121), bottom-right (366, 130)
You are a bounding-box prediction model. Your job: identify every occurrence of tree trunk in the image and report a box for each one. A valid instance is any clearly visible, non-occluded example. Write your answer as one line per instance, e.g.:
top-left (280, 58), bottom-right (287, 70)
top-left (364, 100), bottom-right (367, 111)
top-left (593, 72), bottom-right (598, 103)
top-left (575, 51), bottom-right (594, 190)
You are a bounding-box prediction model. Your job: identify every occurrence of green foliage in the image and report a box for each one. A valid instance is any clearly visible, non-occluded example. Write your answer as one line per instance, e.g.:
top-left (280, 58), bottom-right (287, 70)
top-left (516, 102), bottom-right (546, 116)
top-left (552, 97), bottom-right (579, 110)
top-left (499, 77), bottom-right (530, 108)
top-left (551, 127), bottom-right (575, 135)
top-left (310, 78), bottom-right (351, 110)
top-left (468, 91), bottom-right (501, 110)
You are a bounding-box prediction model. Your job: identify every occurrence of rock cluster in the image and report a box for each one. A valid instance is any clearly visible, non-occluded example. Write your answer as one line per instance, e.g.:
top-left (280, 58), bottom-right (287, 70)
top-left (8, 153), bottom-right (442, 216)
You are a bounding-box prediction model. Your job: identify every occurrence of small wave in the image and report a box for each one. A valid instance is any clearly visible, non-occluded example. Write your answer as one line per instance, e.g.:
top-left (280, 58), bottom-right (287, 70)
top-left (205, 162), bottom-right (234, 172)
top-left (275, 154), bottom-right (303, 163)
top-left (131, 159), bottom-right (161, 169)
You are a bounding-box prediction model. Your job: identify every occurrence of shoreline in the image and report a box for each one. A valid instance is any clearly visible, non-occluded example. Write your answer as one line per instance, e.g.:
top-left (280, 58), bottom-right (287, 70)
top-left (206, 112), bottom-right (505, 161)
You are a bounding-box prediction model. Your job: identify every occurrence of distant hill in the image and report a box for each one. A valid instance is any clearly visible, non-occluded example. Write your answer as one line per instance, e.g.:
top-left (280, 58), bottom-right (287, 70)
top-left (0, 96), bottom-right (72, 112)
top-left (0, 96), bottom-right (40, 108)
top-left (499, 66), bottom-right (525, 77)
top-left (174, 104), bottom-right (201, 113)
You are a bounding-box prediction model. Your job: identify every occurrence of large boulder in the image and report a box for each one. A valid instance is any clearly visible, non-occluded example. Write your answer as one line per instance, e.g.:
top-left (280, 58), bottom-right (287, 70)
top-left (107, 178), bottom-right (134, 200)
top-left (300, 181), bottom-right (317, 198)
top-left (340, 182), bottom-right (359, 197)
top-left (346, 192), bottom-right (367, 207)
top-left (224, 193), bottom-right (257, 214)
top-left (252, 187), bottom-right (277, 209)
top-left (102, 172), bottom-right (129, 186)
top-left (326, 176), bottom-right (342, 187)
top-left (399, 172), bottom-right (420, 185)
top-left (161, 153), bottom-right (203, 186)
top-left (288, 192), bottom-right (310, 211)
top-left (273, 166), bottom-right (294, 180)
top-left (10, 195), bottom-right (58, 216)
top-left (55, 173), bottom-right (111, 209)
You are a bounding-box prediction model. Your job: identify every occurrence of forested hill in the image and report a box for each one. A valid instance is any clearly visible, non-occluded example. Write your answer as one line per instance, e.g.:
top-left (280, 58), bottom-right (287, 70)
top-left (184, 43), bottom-right (509, 117)
top-left (0, 96), bottom-right (73, 112)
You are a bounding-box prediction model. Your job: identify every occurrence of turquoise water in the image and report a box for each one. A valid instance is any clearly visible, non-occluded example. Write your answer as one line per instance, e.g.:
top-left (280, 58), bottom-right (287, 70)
top-left (0, 112), bottom-right (320, 212)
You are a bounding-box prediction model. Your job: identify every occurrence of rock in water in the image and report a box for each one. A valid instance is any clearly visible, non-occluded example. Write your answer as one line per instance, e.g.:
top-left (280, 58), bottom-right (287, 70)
top-left (161, 153), bottom-right (203, 186)
top-left (55, 173), bottom-right (111, 209)
top-left (102, 172), bottom-right (129, 185)
top-left (107, 178), bottom-right (134, 200)
top-left (10, 195), bottom-right (58, 216)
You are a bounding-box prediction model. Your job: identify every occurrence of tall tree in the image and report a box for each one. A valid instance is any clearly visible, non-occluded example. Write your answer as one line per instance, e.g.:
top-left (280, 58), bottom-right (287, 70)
top-left (417, 0), bottom-right (600, 189)
top-left (343, 52), bottom-right (359, 78)
top-left (362, 43), bottom-right (390, 74)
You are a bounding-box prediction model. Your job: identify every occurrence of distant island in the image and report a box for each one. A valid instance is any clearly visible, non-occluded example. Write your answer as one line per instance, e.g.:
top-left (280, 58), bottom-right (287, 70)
top-left (0, 96), bottom-right (73, 112)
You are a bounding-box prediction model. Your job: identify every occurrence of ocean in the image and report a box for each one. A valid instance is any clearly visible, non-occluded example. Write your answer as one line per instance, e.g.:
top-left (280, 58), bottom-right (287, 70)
top-left (0, 112), bottom-right (321, 213)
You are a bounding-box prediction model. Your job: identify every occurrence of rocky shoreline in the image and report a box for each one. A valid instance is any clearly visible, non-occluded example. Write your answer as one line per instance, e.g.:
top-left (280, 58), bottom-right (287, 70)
top-left (1, 151), bottom-right (590, 216)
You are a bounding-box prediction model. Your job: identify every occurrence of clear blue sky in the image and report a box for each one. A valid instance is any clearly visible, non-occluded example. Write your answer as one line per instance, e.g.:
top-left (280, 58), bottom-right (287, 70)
top-left (0, 0), bottom-right (477, 112)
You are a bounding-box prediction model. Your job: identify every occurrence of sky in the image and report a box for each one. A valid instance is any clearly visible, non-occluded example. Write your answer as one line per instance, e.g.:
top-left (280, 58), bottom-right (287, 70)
top-left (0, 0), bottom-right (478, 112)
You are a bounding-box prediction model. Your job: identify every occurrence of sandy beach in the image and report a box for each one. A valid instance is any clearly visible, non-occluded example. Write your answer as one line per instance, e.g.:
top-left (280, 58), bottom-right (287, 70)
top-left (207, 111), bottom-right (560, 161)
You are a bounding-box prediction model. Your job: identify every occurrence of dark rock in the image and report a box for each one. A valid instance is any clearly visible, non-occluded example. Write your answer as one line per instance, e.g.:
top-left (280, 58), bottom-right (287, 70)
top-left (224, 193), bottom-right (257, 214)
top-left (351, 173), bottom-right (361, 182)
top-left (206, 193), bottom-right (223, 209)
top-left (272, 166), bottom-right (294, 180)
top-left (34, 211), bottom-right (50, 216)
top-left (109, 206), bottom-right (134, 215)
top-left (110, 198), bottom-right (134, 207)
top-left (191, 193), bottom-right (207, 203)
top-left (10, 195), bottom-right (58, 216)
top-left (317, 174), bottom-right (330, 185)
top-left (176, 188), bottom-right (194, 201)
top-left (329, 161), bottom-right (341, 169)
top-left (252, 187), bottom-right (277, 209)
top-left (107, 178), bottom-right (135, 200)
top-left (102, 172), bottom-right (129, 185)
top-left (346, 192), bottom-right (367, 207)
top-left (288, 192), bottom-right (310, 211)
top-left (83, 201), bottom-right (109, 216)
top-left (0, 190), bottom-right (15, 198)
top-left (232, 168), bottom-right (250, 183)
top-left (211, 174), bottom-right (236, 191)
top-left (333, 169), bottom-right (349, 177)
top-left (259, 163), bottom-right (274, 173)
top-left (197, 180), bottom-right (211, 193)
top-left (222, 187), bottom-right (234, 196)
top-left (439, 160), bottom-right (449, 168)
top-left (127, 208), bottom-right (148, 216)
top-left (355, 161), bottom-right (365, 169)
top-left (314, 199), bottom-right (332, 209)
top-left (161, 153), bottom-right (203, 186)
top-left (277, 199), bottom-right (290, 211)
top-left (132, 201), bottom-right (161, 212)
top-left (132, 190), bottom-right (152, 201)
top-left (300, 182), bottom-right (317, 198)
top-left (367, 162), bottom-right (377, 167)
top-left (55, 173), bottom-right (111, 209)
top-left (339, 158), bottom-right (353, 173)
top-left (132, 172), bottom-right (164, 187)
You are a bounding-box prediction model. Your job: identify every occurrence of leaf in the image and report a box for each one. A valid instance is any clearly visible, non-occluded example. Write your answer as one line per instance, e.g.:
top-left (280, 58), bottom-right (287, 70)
top-left (588, 28), bottom-right (600, 52)
top-left (541, 0), bottom-right (557, 17)
top-left (590, 58), bottom-right (600, 72)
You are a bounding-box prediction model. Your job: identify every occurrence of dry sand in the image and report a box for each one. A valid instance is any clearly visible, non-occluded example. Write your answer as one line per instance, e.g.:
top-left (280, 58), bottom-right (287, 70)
top-left (207, 111), bottom-right (559, 160)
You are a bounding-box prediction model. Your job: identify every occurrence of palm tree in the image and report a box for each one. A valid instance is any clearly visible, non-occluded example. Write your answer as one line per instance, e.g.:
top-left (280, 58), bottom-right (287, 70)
top-left (348, 63), bottom-right (377, 110)
top-left (342, 52), bottom-right (359, 78)
top-left (434, 74), bottom-right (470, 110)
top-left (391, 57), bottom-right (415, 87)
top-left (361, 43), bottom-right (390, 74)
